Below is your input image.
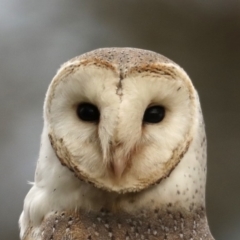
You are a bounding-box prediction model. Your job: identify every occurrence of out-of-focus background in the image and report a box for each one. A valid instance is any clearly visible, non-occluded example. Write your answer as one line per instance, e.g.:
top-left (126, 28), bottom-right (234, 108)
top-left (0, 1), bottom-right (239, 239)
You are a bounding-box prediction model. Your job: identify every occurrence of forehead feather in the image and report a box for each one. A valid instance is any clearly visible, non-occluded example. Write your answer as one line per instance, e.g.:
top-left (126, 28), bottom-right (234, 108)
top-left (60, 47), bottom-right (177, 78)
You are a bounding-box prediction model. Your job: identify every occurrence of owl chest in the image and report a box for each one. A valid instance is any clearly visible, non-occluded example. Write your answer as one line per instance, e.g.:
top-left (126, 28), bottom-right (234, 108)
top-left (26, 209), bottom-right (213, 240)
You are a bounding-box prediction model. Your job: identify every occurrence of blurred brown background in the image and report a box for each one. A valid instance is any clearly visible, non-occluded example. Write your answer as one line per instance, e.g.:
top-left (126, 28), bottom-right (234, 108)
top-left (0, 1), bottom-right (239, 239)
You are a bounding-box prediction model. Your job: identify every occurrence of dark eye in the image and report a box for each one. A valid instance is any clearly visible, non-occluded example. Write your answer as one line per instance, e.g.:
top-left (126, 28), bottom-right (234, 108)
top-left (76, 103), bottom-right (100, 122)
top-left (143, 106), bottom-right (165, 123)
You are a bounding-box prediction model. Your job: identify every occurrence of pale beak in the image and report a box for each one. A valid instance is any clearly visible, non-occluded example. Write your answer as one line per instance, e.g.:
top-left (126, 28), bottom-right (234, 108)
top-left (111, 158), bottom-right (127, 179)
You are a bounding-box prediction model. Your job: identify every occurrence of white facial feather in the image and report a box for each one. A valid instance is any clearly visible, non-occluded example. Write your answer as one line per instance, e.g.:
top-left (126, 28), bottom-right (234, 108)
top-left (19, 48), bottom-right (212, 240)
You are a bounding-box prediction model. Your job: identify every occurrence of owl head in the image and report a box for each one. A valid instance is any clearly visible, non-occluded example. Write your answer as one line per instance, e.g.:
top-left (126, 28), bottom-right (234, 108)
top-left (43, 48), bottom-right (205, 195)
top-left (20, 48), bottom-right (209, 239)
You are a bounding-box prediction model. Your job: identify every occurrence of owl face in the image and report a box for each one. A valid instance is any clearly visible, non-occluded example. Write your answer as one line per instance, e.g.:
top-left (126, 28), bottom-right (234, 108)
top-left (45, 48), bottom-right (197, 193)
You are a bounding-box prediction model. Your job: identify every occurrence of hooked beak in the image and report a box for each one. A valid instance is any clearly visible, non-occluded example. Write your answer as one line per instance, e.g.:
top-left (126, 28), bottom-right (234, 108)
top-left (111, 158), bottom-right (127, 179)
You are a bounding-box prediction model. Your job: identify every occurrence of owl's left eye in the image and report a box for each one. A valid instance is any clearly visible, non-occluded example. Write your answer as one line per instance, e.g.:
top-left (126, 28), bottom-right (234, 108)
top-left (143, 105), bottom-right (165, 124)
top-left (76, 103), bottom-right (100, 122)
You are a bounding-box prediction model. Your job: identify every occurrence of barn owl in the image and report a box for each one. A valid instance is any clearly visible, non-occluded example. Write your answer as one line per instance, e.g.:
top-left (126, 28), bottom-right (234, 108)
top-left (19, 48), bottom-right (214, 240)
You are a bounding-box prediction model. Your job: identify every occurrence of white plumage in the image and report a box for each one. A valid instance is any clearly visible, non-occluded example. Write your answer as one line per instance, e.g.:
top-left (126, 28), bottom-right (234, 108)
top-left (19, 48), bottom-right (214, 240)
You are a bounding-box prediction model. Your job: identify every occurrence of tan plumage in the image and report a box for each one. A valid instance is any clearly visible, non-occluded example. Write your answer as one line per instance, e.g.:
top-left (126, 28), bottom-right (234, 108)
top-left (20, 48), bottom-right (214, 239)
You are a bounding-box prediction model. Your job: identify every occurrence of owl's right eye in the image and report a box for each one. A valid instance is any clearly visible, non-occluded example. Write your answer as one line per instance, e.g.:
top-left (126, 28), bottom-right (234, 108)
top-left (76, 103), bottom-right (100, 122)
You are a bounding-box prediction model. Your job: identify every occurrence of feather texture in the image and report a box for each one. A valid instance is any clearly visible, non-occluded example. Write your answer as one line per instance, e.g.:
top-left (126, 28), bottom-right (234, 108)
top-left (19, 48), bottom-right (214, 240)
